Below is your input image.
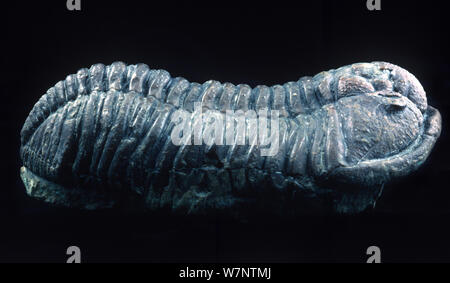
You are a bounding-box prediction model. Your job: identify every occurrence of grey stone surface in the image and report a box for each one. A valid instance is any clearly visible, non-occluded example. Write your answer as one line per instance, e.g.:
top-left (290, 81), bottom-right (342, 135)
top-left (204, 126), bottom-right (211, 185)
top-left (19, 62), bottom-right (441, 214)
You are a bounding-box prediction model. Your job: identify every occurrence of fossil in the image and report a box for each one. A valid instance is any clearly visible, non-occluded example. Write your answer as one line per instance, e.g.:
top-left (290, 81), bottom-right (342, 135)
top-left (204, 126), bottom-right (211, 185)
top-left (19, 62), bottom-right (441, 214)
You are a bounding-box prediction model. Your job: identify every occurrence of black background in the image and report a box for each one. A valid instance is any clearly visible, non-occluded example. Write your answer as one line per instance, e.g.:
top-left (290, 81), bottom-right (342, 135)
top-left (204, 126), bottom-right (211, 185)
top-left (1, 0), bottom-right (449, 262)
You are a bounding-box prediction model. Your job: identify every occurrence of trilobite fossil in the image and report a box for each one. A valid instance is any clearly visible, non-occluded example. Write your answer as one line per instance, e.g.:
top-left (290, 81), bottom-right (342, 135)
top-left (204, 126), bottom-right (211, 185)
top-left (19, 62), bottom-right (441, 214)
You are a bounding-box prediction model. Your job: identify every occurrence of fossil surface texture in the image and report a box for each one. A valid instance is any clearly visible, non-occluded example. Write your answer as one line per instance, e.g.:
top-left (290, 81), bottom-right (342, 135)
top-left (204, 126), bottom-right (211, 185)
top-left (20, 62), bottom-right (441, 214)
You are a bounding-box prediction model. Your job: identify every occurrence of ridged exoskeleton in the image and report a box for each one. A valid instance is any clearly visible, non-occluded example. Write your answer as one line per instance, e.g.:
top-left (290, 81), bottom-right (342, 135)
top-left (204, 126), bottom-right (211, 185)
top-left (20, 62), bottom-right (441, 214)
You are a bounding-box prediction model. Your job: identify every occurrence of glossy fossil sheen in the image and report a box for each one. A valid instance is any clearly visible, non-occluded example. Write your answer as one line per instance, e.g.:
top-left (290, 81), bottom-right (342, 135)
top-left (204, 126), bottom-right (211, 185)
top-left (19, 62), bottom-right (441, 214)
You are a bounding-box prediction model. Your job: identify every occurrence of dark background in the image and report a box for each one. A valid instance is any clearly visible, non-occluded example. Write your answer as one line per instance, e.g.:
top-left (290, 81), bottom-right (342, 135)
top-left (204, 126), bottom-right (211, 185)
top-left (1, 0), bottom-right (449, 262)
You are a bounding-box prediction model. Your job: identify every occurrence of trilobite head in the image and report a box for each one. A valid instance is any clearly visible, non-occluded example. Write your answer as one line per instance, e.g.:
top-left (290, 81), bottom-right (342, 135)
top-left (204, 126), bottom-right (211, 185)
top-left (322, 62), bottom-right (441, 190)
top-left (337, 90), bottom-right (422, 165)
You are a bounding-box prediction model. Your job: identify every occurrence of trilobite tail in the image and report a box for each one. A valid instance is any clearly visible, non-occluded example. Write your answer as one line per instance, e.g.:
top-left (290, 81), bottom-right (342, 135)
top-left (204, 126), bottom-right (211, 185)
top-left (20, 95), bottom-right (81, 183)
top-left (20, 166), bottom-right (145, 210)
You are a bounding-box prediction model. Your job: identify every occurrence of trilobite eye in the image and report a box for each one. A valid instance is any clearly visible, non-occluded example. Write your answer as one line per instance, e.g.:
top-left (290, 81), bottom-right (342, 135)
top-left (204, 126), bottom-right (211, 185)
top-left (384, 99), bottom-right (407, 111)
top-left (378, 91), bottom-right (408, 111)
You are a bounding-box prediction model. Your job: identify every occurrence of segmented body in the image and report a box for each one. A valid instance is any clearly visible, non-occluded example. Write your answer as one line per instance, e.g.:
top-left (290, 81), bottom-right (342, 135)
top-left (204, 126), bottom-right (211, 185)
top-left (19, 62), bottom-right (439, 214)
